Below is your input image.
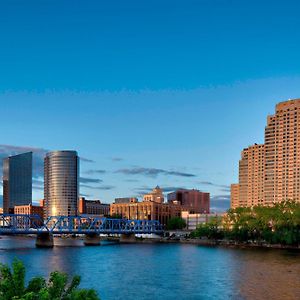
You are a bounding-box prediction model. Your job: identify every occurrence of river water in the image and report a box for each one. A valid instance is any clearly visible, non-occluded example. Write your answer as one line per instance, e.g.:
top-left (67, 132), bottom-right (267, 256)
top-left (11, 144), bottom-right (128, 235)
top-left (0, 236), bottom-right (299, 300)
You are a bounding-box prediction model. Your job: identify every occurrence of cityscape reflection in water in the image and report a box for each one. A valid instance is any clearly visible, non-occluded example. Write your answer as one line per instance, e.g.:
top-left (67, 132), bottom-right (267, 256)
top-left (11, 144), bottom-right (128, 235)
top-left (0, 236), bottom-right (299, 300)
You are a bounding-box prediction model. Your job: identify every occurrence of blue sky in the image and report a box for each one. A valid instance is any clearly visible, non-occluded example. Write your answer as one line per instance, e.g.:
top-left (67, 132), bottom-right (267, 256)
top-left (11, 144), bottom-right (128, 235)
top-left (1, 0), bottom-right (300, 211)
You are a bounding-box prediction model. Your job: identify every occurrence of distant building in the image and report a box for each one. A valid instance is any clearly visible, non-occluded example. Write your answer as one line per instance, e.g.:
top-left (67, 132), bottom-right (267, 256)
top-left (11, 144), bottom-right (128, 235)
top-left (39, 199), bottom-right (45, 219)
top-left (78, 197), bottom-right (110, 216)
top-left (110, 200), bottom-right (181, 226)
top-left (167, 189), bottom-right (210, 213)
top-left (181, 211), bottom-right (224, 230)
top-left (14, 204), bottom-right (44, 226)
top-left (0, 208), bottom-right (3, 214)
top-left (110, 186), bottom-right (181, 225)
top-left (114, 197), bottom-right (138, 204)
top-left (44, 151), bottom-right (79, 218)
top-left (14, 204), bottom-right (44, 219)
top-left (143, 186), bottom-right (164, 203)
top-left (3, 152), bottom-right (32, 213)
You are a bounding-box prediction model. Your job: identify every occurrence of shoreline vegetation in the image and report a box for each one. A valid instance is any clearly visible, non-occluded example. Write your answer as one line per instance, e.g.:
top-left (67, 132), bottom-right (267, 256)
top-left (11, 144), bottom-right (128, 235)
top-left (194, 200), bottom-right (300, 247)
top-left (0, 260), bottom-right (100, 300)
top-left (118, 200), bottom-right (300, 251)
top-left (164, 200), bottom-right (300, 250)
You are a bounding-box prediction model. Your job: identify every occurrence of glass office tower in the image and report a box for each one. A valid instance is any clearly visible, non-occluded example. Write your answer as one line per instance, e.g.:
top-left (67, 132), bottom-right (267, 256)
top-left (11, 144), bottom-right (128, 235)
top-left (3, 152), bottom-right (33, 213)
top-left (44, 151), bottom-right (79, 218)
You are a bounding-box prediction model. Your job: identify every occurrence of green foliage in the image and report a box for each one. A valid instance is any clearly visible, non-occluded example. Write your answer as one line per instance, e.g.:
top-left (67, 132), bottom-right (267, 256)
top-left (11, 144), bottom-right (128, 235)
top-left (0, 259), bottom-right (100, 300)
top-left (190, 216), bottom-right (224, 239)
top-left (109, 214), bottom-right (123, 219)
top-left (191, 200), bottom-right (300, 246)
top-left (166, 217), bottom-right (187, 230)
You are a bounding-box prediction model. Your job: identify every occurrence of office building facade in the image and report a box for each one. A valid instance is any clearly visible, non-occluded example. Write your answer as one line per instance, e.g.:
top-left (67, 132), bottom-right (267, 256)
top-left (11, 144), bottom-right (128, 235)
top-left (167, 189), bottom-right (210, 213)
top-left (3, 152), bottom-right (32, 213)
top-left (143, 186), bottom-right (164, 203)
top-left (44, 151), bottom-right (79, 217)
top-left (110, 186), bottom-right (182, 225)
top-left (78, 197), bottom-right (110, 216)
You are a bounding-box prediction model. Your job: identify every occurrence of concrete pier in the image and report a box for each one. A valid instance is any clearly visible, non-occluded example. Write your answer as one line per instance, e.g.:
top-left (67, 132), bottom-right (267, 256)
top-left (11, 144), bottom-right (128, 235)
top-left (120, 233), bottom-right (136, 243)
top-left (84, 233), bottom-right (101, 246)
top-left (36, 232), bottom-right (54, 248)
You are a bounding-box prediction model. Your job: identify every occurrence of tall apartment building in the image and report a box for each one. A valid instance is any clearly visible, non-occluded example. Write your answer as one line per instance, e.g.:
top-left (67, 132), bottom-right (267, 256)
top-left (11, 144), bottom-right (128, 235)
top-left (231, 99), bottom-right (300, 207)
top-left (44, 151), bottom-right (79, 218)
top-left (230, 184), bottom-right (239, 209)
top-left (3, 152), bottom-right (32, 213)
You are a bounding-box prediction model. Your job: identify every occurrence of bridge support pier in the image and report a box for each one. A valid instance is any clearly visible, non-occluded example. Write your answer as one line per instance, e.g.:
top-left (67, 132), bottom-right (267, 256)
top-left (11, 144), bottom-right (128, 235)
top-left (84, 233), bottom-right (101, 246)
top-left (36, 232), bottom-right (54, 248)
top-left (120, 233), bottom-right (136, 243)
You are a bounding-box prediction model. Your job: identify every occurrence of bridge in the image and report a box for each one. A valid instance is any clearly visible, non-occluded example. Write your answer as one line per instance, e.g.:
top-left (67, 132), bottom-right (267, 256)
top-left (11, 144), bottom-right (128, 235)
top-left (0, 214), bottom-right (163, 247)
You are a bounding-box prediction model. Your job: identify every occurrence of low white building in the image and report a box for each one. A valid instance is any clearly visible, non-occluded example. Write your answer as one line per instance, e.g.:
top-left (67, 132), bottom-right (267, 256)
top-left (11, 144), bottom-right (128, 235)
top-left (181, 211), bottom-right (224, 230)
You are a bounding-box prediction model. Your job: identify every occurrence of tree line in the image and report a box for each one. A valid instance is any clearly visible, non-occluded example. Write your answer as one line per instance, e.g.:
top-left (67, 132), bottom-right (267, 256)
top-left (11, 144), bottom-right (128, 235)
top-left (191, 200), bottom-right (300, 246)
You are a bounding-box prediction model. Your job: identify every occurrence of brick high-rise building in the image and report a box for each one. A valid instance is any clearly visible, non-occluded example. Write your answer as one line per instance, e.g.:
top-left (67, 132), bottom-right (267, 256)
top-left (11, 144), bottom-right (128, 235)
top-left (231, 99), bottom-right (300, 208)
top-left (167, 189), bottom-right (210, 213)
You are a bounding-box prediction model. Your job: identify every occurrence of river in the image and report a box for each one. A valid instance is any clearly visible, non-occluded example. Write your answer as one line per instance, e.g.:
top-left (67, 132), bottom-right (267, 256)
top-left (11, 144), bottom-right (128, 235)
top-left (0, 236), bottom-right (299, 300)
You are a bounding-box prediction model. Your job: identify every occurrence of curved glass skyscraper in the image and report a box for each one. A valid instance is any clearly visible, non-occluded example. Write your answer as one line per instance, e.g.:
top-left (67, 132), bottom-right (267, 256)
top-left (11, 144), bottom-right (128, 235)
top-left (44, 151), bottom-right (79, 218)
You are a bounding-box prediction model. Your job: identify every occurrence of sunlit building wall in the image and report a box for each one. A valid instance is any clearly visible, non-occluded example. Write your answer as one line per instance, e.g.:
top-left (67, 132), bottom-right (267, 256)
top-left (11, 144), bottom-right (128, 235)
top-left (232, 98), bottom-right (300, 207)
top-left (44, 151), bottom-right (79, 218)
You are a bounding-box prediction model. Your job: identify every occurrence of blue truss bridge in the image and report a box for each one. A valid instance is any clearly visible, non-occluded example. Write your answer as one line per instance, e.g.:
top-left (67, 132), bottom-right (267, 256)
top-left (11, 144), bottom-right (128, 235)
top-left (0, 214), bottom-right (163, 235)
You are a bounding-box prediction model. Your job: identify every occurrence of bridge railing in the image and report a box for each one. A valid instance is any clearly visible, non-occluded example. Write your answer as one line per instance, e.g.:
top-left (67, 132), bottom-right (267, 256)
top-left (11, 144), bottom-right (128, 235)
top-left (0, 214), bottom-right (48, 234)
top-left (0, 214), bottom-right (164, 235)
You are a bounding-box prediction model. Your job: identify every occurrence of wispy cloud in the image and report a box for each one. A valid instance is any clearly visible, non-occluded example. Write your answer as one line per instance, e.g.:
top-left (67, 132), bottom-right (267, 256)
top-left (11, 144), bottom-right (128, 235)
top-left (80, 183), bottom-right (115, 191)
top-left (96, 185), bottom-right (115, 190)
top-left (124, 179), bottom-right (140, 183)
top-left (210, 194), bottom-right (230, 213)
top-left (133, 186), bottom-right (186, 195)
top-left (199, 181), bottom-right (229, 188)
top-left (84, 169), bottom-right (107, 175)
top-left (116, 167), bottom-right (196, 178)
top-left (80, 177), bottom-right (103, 184)
top-left (80, 157), bottom-right (95, 163)
top-left (199, 181), bottom-right (230, 191)
top-left (111, 157), bottom-right (123, 162)
top-left (80, 193), bottom-right (91, 198)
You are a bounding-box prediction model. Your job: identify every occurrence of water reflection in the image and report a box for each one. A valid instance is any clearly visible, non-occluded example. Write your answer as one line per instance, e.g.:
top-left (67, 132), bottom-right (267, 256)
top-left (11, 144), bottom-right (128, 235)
top-left (0, 237), bottom-right (299, 300)
top-left (233, 249), bottom-right (300, 300)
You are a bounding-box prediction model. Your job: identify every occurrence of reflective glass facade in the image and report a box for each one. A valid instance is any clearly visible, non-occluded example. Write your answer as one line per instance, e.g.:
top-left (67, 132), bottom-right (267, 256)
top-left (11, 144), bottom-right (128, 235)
top-left (44, 151), bottom-right (79, 218)
top-left (3, 152), bottom-right (32, 213)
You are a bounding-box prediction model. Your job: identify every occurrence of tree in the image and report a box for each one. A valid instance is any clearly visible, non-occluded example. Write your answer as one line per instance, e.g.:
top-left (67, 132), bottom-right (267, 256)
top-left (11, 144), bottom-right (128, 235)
top-left (191, 216), bottom-right (224, 239)
top-left (0, 259), bottom-right (100, 300)
top-left (166, 217), bottom-right (187, 230)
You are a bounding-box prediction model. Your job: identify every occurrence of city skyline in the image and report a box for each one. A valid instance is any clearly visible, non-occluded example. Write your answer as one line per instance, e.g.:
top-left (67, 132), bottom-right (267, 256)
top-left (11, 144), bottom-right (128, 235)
top-left (1, 1), bottom-right (300, 212)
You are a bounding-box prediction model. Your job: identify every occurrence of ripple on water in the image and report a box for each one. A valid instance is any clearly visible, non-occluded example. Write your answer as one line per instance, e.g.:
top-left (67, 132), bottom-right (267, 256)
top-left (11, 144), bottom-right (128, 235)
top-left (0, 237), bottom-right (299, 300)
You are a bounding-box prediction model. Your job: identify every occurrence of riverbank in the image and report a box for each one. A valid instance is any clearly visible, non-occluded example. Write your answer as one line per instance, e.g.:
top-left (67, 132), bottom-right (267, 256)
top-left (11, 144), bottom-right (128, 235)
top-left (3, 234), bottom-right (299, 251)
top-left (112, 236), bottom-right (300, 250)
